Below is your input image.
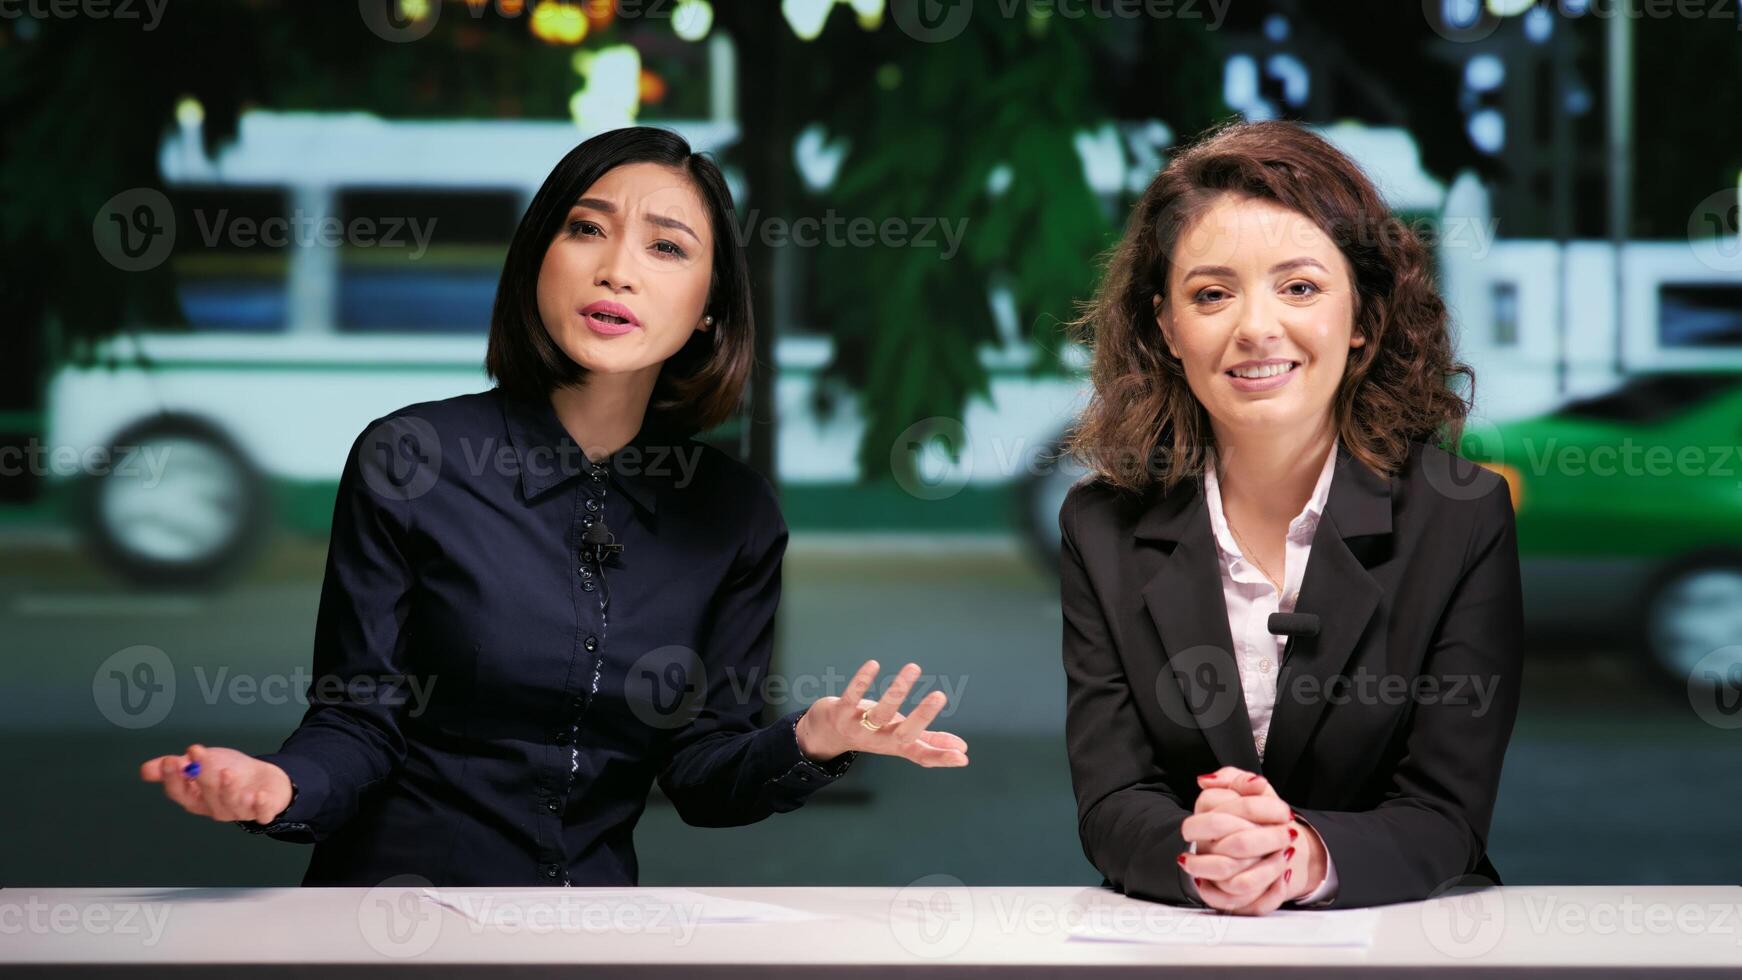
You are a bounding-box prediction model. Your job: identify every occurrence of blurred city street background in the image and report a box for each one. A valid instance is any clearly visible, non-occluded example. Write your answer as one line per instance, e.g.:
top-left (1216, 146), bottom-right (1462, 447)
top-left (3, 0), bottom-right (1742, 889)
top-left (5, 529), bottom-right (1738, 887)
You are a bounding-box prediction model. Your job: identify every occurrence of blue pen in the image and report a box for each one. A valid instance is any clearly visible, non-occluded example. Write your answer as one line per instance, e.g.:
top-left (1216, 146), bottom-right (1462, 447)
top-left (182, 760), bottom-right (201, 779)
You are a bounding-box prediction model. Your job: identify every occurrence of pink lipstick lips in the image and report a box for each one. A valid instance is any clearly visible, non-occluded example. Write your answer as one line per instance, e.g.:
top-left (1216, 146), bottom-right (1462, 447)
top-left (581, 300), bottom-right (641, 336)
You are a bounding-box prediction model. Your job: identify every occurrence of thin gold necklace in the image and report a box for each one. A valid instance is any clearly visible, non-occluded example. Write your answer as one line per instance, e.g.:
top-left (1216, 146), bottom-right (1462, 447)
top-left (1226, 512), bottom-right (1285, 594)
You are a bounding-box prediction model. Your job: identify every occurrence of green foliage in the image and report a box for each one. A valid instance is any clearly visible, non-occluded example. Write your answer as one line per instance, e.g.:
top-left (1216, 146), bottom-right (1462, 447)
top-left (803, 12), bottom-right (1125, 481)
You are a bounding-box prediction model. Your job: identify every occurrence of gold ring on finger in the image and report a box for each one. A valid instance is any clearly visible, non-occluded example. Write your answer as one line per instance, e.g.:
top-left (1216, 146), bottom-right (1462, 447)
top-left (859, 711), bottom-right (885, 732)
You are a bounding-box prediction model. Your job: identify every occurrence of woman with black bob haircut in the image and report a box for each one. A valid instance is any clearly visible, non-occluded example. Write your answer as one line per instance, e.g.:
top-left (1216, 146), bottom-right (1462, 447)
top-left (141, 127), bottom-right (969, 886)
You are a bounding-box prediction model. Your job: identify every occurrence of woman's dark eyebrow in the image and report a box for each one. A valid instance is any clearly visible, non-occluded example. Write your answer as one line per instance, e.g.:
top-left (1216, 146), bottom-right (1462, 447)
top-left (1182, 257), bottom-right (1330, 279)
top-left (645, 212), bottom-right (700, 244)
top-left (571, 197), bottom-right (699, 244)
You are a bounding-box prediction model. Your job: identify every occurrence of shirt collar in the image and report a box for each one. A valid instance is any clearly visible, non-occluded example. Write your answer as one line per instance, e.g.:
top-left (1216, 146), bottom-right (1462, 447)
top-left (497, 387), bottom-right (669, 514)
top-left (1202, 434), bottom-right (1339, 562)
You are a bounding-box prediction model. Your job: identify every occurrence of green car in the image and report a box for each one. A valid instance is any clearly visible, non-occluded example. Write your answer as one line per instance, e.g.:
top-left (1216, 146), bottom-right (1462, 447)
top-left (1458, 372), bottom-right (1742, 691)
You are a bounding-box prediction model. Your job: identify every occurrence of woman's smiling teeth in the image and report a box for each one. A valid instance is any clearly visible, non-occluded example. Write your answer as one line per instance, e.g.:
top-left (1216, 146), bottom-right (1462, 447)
top-left (1227, 361), bottom-right (1299, 379)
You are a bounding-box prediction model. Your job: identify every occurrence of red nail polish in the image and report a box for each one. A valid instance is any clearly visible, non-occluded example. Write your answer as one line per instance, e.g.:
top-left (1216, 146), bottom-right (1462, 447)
top-left (1284, 869), bottom-right (1293, 884)
top-left (1194, 877), bottom-right (1204, 889)
top-left (1284, 847), bottom-right (1296, 861)
top-left (1289, 827), bottom-right (1299, 841)
top-left (1289, 810), bottom-right (1298, 822)
top-left (1198, 772), bottom-right (1217, 780)
top-left (1177, 853), bottom-right (1188, 865)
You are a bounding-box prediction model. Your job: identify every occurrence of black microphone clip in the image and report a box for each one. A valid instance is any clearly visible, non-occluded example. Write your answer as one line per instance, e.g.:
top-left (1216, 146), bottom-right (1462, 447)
top-left (582, 521), bottom-right (624, 564)
top-left (1267, 612), bottom-right (1321, 669)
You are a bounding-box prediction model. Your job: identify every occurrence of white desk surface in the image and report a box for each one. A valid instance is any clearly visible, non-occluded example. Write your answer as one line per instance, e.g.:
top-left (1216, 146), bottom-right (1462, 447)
top-left (2, 884), bottom-right (1740, 977)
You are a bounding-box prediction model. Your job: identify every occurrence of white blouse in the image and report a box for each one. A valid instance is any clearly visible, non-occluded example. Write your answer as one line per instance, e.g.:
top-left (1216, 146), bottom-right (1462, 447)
top-left (1181, 436), bottom-right (1340, 906)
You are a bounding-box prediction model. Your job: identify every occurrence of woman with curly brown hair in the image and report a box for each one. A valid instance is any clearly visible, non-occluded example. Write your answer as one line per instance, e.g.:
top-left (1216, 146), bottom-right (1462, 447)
top-left (1060, 119), bottom-right (1523, 914)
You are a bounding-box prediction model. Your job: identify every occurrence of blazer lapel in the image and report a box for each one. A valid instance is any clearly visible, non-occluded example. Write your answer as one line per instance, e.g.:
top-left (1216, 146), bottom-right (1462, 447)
top-left (1132, 441), bottom-right (1393, 786)
top-left (1261, 442), bottom-right (1392, 790)
top-left (1136, 472), bottom-right (1264, 773)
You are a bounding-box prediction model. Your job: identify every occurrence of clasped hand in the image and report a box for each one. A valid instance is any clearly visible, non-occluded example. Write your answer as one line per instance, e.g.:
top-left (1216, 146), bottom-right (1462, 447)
top-left (1178, 766), bottom-right (1327, 915)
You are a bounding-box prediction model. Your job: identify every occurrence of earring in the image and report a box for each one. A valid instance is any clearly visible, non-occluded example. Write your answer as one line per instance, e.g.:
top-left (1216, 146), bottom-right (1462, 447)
top-left (704, 315), bottom-right (714, 326)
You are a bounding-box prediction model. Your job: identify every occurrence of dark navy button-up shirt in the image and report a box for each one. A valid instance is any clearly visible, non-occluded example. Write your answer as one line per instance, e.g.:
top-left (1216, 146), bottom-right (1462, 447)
top-left (241, 387), bottom-right (853, 886)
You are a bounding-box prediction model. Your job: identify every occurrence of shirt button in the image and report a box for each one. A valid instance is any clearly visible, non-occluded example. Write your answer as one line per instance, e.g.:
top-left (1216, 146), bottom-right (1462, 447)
top-left (585, 498), bottom-right (600, 512)
top-left (543, 864), bottom-right (561, 878)
top-left (545, 798), bottom-right (561, 813)
top-left (582, 581), bottom-right (595, 592)
top-left (584, 635), bottom-right (598, 652)
top-left (579, 566), bottom-right (593, 578)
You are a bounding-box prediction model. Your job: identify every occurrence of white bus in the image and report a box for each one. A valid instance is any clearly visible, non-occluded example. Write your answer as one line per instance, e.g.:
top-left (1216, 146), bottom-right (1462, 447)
top-left (51, 111), bottom-right (739, 585)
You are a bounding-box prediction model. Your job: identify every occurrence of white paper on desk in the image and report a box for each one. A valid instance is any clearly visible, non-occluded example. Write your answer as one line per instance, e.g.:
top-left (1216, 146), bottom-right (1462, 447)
top-left (419, 888), bottom-right (829, 929)
top-left (1067, 905), bottom-right (1379, 948)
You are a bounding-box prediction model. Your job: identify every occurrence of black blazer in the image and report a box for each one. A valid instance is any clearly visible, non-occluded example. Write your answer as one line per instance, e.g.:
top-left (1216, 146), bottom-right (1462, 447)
top-left (1060, 439), bottom-right (1523, 909)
